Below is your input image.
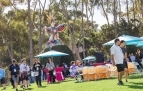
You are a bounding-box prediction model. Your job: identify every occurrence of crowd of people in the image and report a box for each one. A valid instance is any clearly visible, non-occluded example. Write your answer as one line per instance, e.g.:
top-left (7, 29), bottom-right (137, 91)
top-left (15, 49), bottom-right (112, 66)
top-left (0, 57), bottom-right (93, 91)
top-left (0, 58), bottom-right (62, 91)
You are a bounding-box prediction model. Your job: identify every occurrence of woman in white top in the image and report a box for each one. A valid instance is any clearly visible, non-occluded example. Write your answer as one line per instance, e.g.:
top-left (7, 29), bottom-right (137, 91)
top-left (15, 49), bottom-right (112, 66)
top-left (20, 58), bottom-right (29, 90)
top-left (46, 58), bottom-right (55, 83)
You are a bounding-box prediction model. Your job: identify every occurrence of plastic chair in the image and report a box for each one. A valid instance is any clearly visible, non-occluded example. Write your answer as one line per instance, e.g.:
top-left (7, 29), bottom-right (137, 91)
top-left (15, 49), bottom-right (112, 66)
top-left (98, 65), bottom-right (110, 79)
top-left (108, 65), bottom-right (118, 77)
top-left (132, 62), bottom-right (143, 75)
top-left (94, 66), bottom-right (100, 80)
top-left (87, 67), bottom-right (96, 81)
top-left (82, 67), bottom-right (88, 81)
top-left (128, 62), bottom-right (135, 74)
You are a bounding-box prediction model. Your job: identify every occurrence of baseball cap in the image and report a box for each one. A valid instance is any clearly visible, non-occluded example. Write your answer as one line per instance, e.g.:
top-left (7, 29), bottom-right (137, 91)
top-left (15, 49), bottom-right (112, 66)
top-left (12, 59), bottom-right (16, 62)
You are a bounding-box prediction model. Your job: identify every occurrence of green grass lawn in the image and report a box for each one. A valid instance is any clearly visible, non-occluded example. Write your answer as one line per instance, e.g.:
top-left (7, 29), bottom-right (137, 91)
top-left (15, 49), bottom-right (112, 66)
top-left (5, 75), bottom-right (143, 91)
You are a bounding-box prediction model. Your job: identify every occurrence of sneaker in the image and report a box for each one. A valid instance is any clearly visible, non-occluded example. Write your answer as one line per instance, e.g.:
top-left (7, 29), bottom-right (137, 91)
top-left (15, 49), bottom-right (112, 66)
top-left (25, 86), bottom-right (28, 89)
top-left (2, 87), bottom-right (6, 90)
top-left (126, 80), bottom-right (128, 82)
top-left (120, 81), bottom-right (124, 85)
top-left (16, 89), bottom-right (18, 91)
top-left (22, 85), bottom-right (25, 90)
top-left (117, 81), bottom-right (124, 85)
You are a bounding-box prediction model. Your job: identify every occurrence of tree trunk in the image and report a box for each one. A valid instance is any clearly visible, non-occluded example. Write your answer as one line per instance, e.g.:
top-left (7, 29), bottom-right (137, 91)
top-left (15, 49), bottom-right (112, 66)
top-left (101, 0), bottom-right (110, 26)
top-left (141, 0), bottom-right (143, 18)
top-left (60, 0), bottom-right (81, 61)
top-left (85, 2), bottom-right (89, 28)
top-left (132, 0), bottom-right (135, 24)
top-left (10, 25), bottom-right (13, 61)
top-left (114, 0), bottom-right (117, 37)
top-left (72, 0), bottom-right (81, 61)
top-left (118, 0), bottom-right (121, 22)
top-left (37, 0), bottom-right (46, 53)
top-left (82, 0), bottom-right (85, 58)
top-left (126, 0), bottom-right (129, 23)
top-left (6, 40), bottom-right (12, 62)
top-left (38, 1), bottom-right (42, 53)
top-left (28, 0), bottom-right (33, 66)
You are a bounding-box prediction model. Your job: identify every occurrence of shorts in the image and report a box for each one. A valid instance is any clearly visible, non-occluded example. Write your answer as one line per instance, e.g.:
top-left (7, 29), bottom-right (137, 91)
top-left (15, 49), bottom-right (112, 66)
top-left (0, 77), bottom-right (5, 84)
top-left (12, 74), bottom-right (19, 83)
top-left (116, 64), bottom-right (124, 72)
top-left (21, 72), bottom-right (29, 81)
top-left (22, 76), bottom-right (29, 80)
top-left (123, 59), bottom-right (128, 68)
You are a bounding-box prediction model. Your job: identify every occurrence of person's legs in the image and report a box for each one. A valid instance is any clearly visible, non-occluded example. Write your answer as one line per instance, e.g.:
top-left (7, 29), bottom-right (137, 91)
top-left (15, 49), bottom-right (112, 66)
top-left (116, 64), bottom-right (124, 85)
top-left (49, 71), bottom-right (53, 83)
top-left (124, 68), bottom-right (128, 82)
top-left (10, 78), bottom-right (15, 88)
top-left (123, 60), bottom-right (129, 82)
top-left (24, 73), bottom-right (29, 88)
top-left (22, 78), bottom-right (27, 89)
top-left (19, 77), bottom-right (23, 88)
top-left (43, 72), bottom-right (45, 80)
top-left (1, 77), bottom-right (6, 89)
top-left (12, 75), bottom-right (19, 91)
top-left (35, 76), bottom-right (39, 86)
top-left (51, 70), bottom-right (55, 83)
top-left (74, 72), bottom-right (78, 81)
top-left (27, 76), bottom-right (31, 86)
top-left (38, 75), bottom-right (42, 86)
top-left (119, 71), bottom-right (124, 81)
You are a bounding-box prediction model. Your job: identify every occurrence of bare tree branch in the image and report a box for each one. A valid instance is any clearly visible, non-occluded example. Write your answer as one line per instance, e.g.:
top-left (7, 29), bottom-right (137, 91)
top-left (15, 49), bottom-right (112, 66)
top-left (9, 0), bottom-right (23, 13)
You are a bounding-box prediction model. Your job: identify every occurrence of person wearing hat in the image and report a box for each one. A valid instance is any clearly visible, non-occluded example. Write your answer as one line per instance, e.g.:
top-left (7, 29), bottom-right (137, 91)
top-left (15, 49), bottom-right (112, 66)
top-left (9, 59), bottom-right (20, 91)
top-left (0, 66), bottom-right (6, 90)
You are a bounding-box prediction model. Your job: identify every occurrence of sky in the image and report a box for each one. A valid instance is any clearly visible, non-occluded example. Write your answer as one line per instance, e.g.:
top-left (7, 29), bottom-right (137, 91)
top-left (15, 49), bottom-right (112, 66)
top-left (4, 0), bottom-right (126, 28)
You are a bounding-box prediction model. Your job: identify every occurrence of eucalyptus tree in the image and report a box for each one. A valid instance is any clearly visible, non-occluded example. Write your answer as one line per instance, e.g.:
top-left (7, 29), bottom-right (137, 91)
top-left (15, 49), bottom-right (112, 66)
top-left (141, 0), bottom-right (143, 18)
top-left (59, 0), bottom-right (82, 61)
top-left (126, 0), bottom-right (129, 23)
top-left (88, 0), bottom-right (98, 28)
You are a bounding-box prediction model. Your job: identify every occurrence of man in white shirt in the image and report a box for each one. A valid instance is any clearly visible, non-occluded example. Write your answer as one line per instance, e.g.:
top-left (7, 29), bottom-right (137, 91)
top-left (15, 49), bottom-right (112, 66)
top-left (20, 58), bottom-right (30, 90)
top-left (110, 39), bottom-right (124, 85)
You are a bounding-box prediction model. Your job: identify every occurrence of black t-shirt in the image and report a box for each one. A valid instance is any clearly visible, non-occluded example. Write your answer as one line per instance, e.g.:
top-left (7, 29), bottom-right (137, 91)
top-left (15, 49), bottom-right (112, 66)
top-left (9, 64), bottom-right (20, 75)
top-left (33, 63), bottom-right (42, 72)
top-left (120, 47), bottom-right (127, 55)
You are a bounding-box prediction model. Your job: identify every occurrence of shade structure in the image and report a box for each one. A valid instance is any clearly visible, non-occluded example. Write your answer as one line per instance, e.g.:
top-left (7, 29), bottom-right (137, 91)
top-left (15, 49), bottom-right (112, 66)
top-left (35, 50), bottom-right (69, 58)
top-left (103, 35), bottom-right (142, 46)
top-left (82, 56), bottom-right (96, 61)
top-left (126, 36), bottom-right (143, 45)
top-left (136, 41), bottom-right (143, 47)
top-left (126, 41), bottom-right (139, 45)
